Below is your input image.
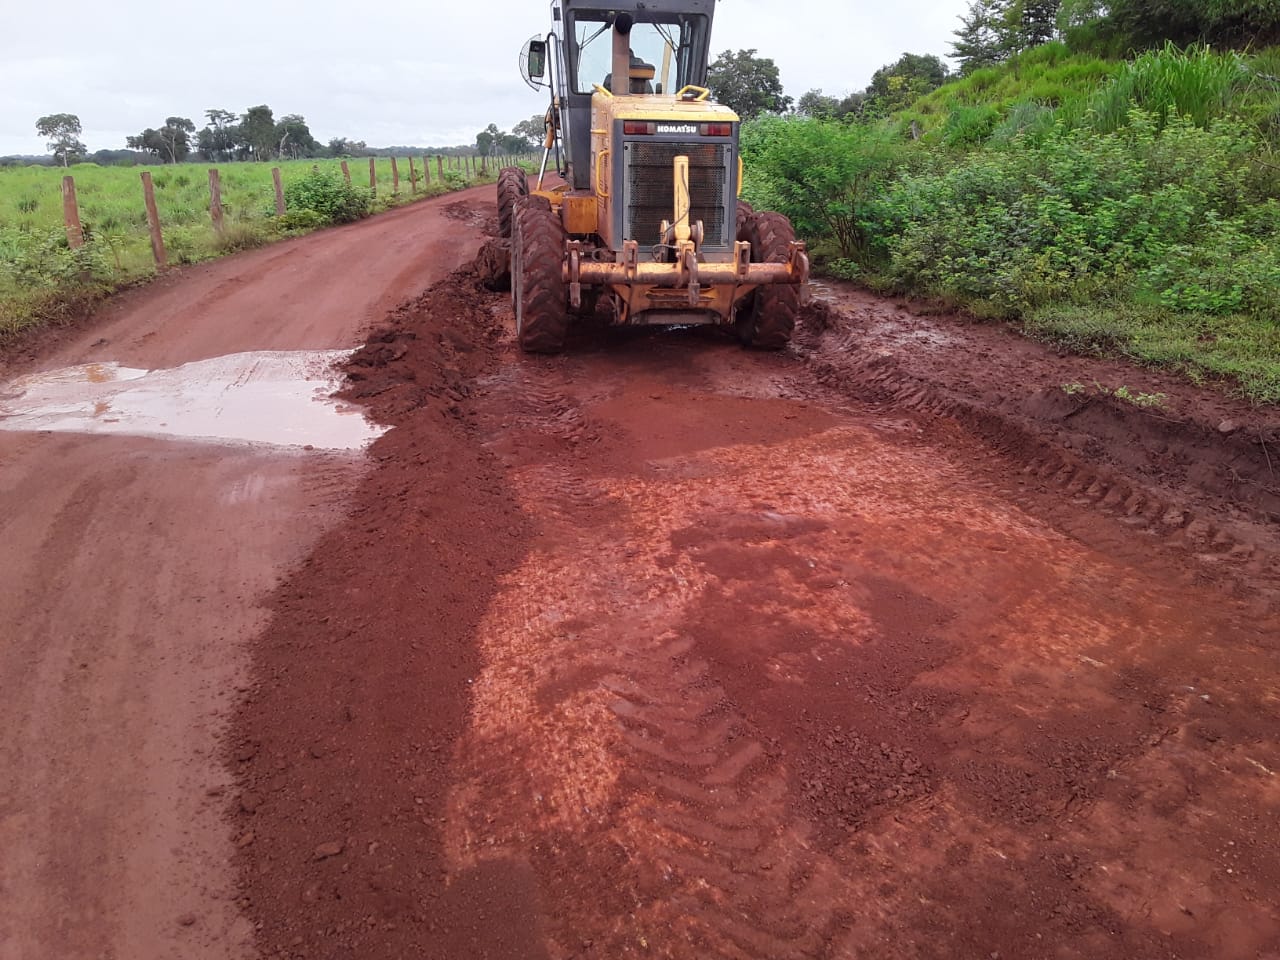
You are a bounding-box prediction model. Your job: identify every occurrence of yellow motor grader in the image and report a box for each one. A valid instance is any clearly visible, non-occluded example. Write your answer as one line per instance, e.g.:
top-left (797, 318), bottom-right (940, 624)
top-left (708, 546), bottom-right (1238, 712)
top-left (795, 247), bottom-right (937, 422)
top-left (499, 0), bottom-right (808, 352)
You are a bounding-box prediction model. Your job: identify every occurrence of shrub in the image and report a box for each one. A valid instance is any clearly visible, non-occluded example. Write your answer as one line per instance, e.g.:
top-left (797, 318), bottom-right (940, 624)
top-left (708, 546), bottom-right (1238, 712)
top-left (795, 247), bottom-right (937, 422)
top-left (0, 228), bottom-right (114, 289)
top-left (281, 169), bottom-right (371, 224)
top-left (740, 116), bottom-right (908, 262)
top-left (275, 208), bottom-right (328, 233)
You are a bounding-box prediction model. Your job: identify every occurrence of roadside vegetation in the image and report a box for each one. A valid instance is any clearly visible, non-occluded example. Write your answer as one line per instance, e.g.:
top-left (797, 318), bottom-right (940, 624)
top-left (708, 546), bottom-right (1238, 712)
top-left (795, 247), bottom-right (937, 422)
top-left (737, 4), bottom-right (1280, 403)
top-left (0, 159), bottom-right (504, 340)
top-left (1, 99), bottom-right (547, 341)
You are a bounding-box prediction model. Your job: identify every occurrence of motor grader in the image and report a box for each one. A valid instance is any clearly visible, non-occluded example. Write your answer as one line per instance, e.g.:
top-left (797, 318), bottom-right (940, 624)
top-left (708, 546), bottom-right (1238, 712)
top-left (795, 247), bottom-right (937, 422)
top-left (498, 0), bottom-right (808, 353)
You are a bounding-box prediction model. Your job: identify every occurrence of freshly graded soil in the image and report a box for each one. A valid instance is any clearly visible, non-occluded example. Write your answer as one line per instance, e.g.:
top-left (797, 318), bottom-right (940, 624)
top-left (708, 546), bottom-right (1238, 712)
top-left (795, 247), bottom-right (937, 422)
top-left (5, 183), bottom-right (1278, 960)
top-left (231, 259), bottom-right (1280, 959)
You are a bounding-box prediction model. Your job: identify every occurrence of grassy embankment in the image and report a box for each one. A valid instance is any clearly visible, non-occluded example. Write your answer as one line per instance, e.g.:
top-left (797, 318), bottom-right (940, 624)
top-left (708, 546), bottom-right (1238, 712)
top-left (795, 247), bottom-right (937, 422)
top-left (0, 156), bottom-right (507, 340)
top-left (743, 43), bottom-right (1280, 403)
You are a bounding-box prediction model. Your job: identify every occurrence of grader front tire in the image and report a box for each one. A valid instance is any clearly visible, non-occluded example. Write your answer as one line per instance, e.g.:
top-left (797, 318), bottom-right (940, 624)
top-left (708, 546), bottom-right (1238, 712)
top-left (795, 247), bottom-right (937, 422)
top-left (512, 196), bottom-right (568, 354)
top-left (735, 211), bottom-right (800, 351)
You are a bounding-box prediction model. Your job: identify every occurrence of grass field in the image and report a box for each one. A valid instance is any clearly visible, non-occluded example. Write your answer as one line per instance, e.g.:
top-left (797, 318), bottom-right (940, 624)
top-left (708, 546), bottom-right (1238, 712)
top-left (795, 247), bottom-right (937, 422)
top-left (0, 155), bottom-right (513, 338)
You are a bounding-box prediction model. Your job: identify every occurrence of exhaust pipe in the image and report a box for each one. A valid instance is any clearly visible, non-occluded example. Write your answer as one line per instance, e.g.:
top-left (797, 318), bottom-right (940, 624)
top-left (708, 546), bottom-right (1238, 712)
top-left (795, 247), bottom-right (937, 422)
top-left (611, 13), bottom-right (634, 96)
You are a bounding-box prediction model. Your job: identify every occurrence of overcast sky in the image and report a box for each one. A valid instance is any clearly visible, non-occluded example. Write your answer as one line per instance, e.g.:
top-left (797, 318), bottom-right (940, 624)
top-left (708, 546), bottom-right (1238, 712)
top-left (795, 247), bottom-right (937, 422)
top-left (0, 0), bottom-right (963, 156)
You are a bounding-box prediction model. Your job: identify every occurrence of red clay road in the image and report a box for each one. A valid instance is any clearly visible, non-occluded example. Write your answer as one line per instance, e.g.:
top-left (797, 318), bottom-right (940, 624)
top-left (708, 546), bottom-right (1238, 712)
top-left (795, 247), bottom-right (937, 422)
top-left (3, 185), bottom-right (1280, 960)
top-left (0, 187), bottom-right (489, 960)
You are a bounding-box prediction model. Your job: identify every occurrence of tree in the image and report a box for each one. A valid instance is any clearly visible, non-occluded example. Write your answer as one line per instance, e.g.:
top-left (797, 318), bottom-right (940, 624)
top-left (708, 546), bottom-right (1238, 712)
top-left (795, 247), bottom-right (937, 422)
top-left (865, 53), bottom-right (950, 114)
top-left (952, 0), bottom-right (1008, 73)
top-left (327, 137), bottom-right (368, 157)
top-left (125, 129), bottom-right (165, 159)
top-left (476, 123), bottom-right (501, 156)
top-left (742, 117), bottom-right (902, 261)
top-left (513, 114), bottom-right (546, 149)
top-left (159, 117), bottom-right (195, 163)
top-left (239, 105), bottom-right (276, 161)
top-left (797, 89), bottom-right (841, 119)
top-left (274, 114), bottom-right (320, 158)
top-left (35, 113), bottom-right (86, 166)
top-left (127, 118), bottom-right (194, 163)
top-left (197, 109), bottom-right (240, 162)
top-left (707, 49), bottom-right (793, 119)
top-left (1022, 0), bottom-right (1063, 46)
top-left (1088, 0), bottom-right (1280, 49)
top-left (498, 132), bottom-right (530, 154)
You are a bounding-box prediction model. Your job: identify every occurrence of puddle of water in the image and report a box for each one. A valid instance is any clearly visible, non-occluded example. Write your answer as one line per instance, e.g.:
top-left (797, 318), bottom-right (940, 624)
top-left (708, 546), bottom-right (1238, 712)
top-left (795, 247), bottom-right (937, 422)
top-left (0, 350), bottom-right (386, 451)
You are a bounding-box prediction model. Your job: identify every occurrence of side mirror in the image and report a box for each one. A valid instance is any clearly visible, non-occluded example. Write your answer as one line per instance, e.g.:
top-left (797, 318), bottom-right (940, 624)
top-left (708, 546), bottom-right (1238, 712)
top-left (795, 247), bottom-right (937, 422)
top-left (521, 37), bottom-right (548, 90)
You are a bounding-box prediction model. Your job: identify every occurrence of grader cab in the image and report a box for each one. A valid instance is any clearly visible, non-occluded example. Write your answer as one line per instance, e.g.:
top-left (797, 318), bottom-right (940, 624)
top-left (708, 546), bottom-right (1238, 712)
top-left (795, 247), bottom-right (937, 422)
top-left (499, 0), bottom-right (808, 352)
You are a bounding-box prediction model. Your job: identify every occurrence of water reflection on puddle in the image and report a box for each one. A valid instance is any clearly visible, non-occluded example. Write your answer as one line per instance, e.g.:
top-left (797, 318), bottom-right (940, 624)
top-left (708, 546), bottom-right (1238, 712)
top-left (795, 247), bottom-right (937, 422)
top-left (0, 350), bottom-right (386, 451)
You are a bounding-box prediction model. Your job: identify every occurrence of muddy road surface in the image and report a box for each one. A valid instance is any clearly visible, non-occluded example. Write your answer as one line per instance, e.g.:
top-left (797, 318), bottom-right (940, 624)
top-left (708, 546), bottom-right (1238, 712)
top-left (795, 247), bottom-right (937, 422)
top-left (5, 190), bottom-right (1280, 960)
top-left (0, 187), bottom-right (490, 960)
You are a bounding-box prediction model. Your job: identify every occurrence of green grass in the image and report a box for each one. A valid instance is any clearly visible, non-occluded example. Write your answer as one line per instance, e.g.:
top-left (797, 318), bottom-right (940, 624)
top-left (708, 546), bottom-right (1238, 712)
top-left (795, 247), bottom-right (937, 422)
top-left (1025, 302), bottom-right (1280, 404)
top-left (1089, 43), bottom-right (1248, 132)
top-left (903, 42), bottom-right (1119, 136)
top-left (0, 155), bottom-right (508, 339)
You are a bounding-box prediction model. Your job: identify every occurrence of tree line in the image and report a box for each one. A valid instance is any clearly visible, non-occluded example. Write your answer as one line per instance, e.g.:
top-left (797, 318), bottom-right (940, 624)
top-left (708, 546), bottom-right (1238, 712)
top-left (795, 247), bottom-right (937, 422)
top-left (25, 104), bottom-right (530, 168)
top-left (951, 0), bottom-right (1279, 77)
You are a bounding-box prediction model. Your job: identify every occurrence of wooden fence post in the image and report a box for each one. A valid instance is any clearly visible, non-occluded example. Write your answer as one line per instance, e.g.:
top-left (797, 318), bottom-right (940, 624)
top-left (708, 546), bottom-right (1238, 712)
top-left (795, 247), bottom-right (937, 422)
top-left (61, 175), bottom-right (83, 249)
top-left (391, 157), bottom-right (400, 195)
top-left (341, 160), bottom-right (351, 185)
top-left (421, 156), bottom-right (430, 185)
top-left (437, 155), bottom-right (444, 181)
top-left (140, 172), bottom-right (167, 269)
top-left (369, 157), bottom-right (377, 197)
top-left (271, 167), bottom-right (286, 216)
top-left (208, 169), bottom-right (224, 236)
top-left (408, 156), bottom-right (417, 194)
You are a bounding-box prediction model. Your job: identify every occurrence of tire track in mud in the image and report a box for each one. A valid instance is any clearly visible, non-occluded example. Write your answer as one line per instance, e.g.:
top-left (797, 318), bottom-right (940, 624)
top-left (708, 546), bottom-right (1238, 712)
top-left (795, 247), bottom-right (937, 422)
top-left (449, 369), bottom-right (865, 958)
top-left (439, 312), bottom-right (1279, 958)
top-left (793, 307), bottom-right (1280, 612)
top-left (603, 653), bottom-right (848, 960)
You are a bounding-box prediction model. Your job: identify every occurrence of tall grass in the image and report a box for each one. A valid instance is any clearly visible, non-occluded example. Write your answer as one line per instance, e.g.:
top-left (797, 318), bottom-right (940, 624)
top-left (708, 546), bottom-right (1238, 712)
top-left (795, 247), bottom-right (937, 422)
top-left (1089, 43), bottom-right (1245, 132)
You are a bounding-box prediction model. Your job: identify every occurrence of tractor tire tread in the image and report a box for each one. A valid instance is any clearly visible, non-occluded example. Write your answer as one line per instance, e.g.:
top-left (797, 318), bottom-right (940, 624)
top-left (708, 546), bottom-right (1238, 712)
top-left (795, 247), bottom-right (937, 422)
top-left (497, 166), bottom-right (528, 239)
top-left (738, 211), bottom-right (799, 350)
top-left (513, 195), bottom-right (568, 353)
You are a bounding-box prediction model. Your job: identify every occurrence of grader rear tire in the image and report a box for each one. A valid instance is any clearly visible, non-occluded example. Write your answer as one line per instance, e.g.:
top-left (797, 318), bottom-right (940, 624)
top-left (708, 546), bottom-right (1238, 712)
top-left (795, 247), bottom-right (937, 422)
top-left (497, 166), bottom-right (528, 239)
top-left (735, 211), bottom-right (800, 350)
top-left (512, 196), bottom-right (568, 353)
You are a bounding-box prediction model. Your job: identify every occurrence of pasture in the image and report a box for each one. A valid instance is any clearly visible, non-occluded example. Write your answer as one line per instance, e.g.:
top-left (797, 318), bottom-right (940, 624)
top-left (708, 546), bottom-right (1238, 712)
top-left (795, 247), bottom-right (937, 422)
top-left (0, 156), bottom-right (507, 336)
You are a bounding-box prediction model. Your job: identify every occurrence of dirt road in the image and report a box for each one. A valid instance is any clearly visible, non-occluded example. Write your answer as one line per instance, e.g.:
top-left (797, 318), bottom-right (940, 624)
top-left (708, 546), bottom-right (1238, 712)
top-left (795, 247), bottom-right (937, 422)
top-left (4, 188), bottom-right (1280, 960)
top-left (0, 188), bottom-right (489, 960)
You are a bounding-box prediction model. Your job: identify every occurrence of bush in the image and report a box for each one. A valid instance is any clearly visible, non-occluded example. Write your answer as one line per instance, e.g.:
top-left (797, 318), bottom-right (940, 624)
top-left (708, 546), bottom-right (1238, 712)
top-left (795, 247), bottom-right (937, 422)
top-left (275, 208), bottom-right (328, 233)
top-left (740, 116), bottom-right (908, 262)
top-left (873, 111), bottom-right (1273, 318)
top-left (281, 169), bottom-right (371, 224)
top-left (0, 228), bottom-right (114, 289)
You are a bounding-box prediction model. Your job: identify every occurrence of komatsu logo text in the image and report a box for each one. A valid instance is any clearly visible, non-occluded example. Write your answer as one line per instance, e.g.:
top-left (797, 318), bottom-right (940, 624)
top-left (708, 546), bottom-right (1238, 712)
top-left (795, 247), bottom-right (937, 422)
top-left (656, 124), bottom-right (699, 135)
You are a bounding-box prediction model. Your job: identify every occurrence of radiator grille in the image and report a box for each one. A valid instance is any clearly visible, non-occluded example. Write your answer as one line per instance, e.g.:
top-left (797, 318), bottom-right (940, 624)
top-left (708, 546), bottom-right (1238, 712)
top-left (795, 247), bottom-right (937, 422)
top-left (624, 142), bottom-right (729, 249)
